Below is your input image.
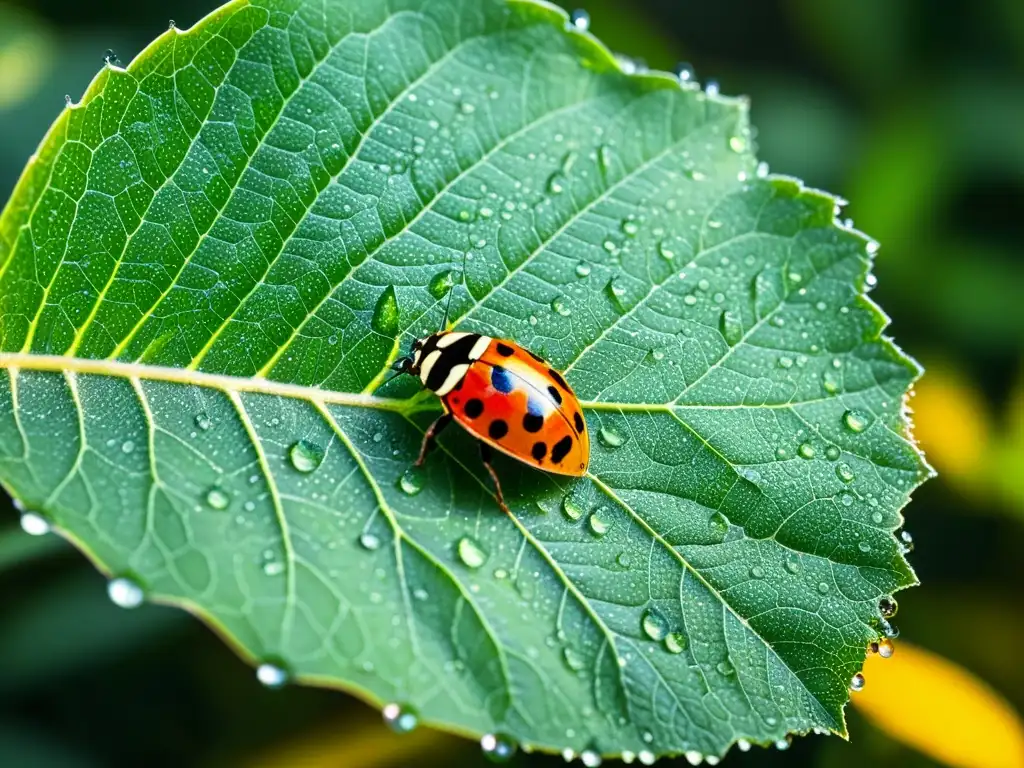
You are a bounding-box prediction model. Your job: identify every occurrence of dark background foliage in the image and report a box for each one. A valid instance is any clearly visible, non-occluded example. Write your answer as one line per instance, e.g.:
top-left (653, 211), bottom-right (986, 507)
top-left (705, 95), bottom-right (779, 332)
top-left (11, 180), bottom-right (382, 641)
top-left (1, 0), bottom-right (1021, 766)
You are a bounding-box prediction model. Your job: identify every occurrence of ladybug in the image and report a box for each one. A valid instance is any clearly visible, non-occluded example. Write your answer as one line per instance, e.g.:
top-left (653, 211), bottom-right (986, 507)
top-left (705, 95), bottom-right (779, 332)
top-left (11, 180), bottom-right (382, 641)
top-left (391, 331), bottom-right (589, 513)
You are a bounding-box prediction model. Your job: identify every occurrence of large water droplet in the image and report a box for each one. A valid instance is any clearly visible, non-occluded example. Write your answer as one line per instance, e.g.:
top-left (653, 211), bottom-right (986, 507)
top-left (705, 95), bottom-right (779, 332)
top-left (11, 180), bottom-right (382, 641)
top-left (19, 511), bottom-right (50, 536)
top-left (664, 631), bottom-right (688, 654)
top-left (383, 702), bottom-right (419, 733)
top-left (798, 442), bottom-right (815, 460)
top-left (684, 751), bottom-right (704, 766)
top-left (825, 445), bottom-right (841, 461)
top-left (581, 749), bottom-right (603, 767)
top-left (107, 576), bottom-right (144, 609)
top-left (372, 285), bottom-right (400, 336)
top-left (256, 662), bottom-right (289, 688)
top-left (205, 487), bottom-right (229, 510)
top-left (481, 732), bottom-right (517, 763)
top-left (708, 511), bottom-right (728, 537)
top-left (621, 218), bottom-right (639, 237)
top-left (575, 261), bottom-right (592, 278)
top-left (605, 277), bottom-right (628, 312)
top-left (641, 607), bottom-right (669, 641)
top-left (719, 310), bottom-right (742, 346)
top-left (562, 496), bottom-right (584, 521)
top-left (428, 269), bottom-right (457, 299)
top-left (588, 511), bottom-right (610, 537)
top-left (289, 439), bottom-right (324, 473)
top-left (599, 426), bottom-right (624, 448)
top-left (398, 466), bottom-right (425, 495)
top-left (569, 9), bottom-right (590, 31)
top-left (638, 751), bottom-right (656, 765)
top-left (878, 596), bottom-right (898, 618)
top-left (551, 296), bottom-right (572, 316)
top-left (843, 409), bottom-right (871, 433)
top-left (836, 463), bottom-right (855, 483)
top-left (850, 672), bottom-right (866, 692)
top-left (877, 637), bottom-right (895, 658)
top-left (457, 536), bottom-right (487, 569)
top-left (359, 532), bottom-right (381, 551)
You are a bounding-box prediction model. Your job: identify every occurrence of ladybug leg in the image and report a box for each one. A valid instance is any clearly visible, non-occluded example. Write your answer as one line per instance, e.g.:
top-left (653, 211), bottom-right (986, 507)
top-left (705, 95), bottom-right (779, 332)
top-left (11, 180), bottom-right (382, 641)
top-left (478, 443), bottom-right (511, 515)
top-left (414, 413), bottom-right (453, 467)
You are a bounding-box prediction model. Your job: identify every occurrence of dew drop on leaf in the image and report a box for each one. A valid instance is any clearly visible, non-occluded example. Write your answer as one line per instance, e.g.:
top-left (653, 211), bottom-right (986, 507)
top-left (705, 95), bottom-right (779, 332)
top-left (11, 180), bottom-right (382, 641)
top-left (19, 511), bottom-right (50, 536)
top-left (784, 555), bottom-right (801, 574)
top-left (107, 576), bottom-right (145, 609)
top-left (398, 466), bottom-right (425, 495)
top-left (289, 439), bottom-right (324, 473)
top-left (581, 749), bottom-right (603, 767)
top-left (750, 565), bottom-right (765, 579)
top-left (599, 426), bottom-right (625, 447)
top-left (879, 596), bottom-right (898, 618)
top-left (205, 487), bottom-right (229, 510)
top-left (569, 9), bottom-right (590, 31)
top-left (372, 285), bottom-right (400, 335)
top-left (836, 462), bottom-right (855, 482)
top-left (858, 541), bottom-right (871, 553)
top-left (641, 607), bottom-right (669, 641)
top-left (195, 412), bottom-right (212, 430)
top-left (383, 702), bottom-right (419, 733)
top-left (562, 496), bottom-right (583, 521)
top-left (621, 218), bottom-right (639, 237)
top-left (457, 536), bottom-right (487, 569)
top-left (818, 582), bottom-right (831, 594)
top-left (877, 637), bottom-right (895, 658)
top-left (588, 511), bottom-right (610, 537)
top-left (719, 309), bottom-right (742, 346)
top-left (716, 659), bottom-right (735, 676)
top-left (575, 261), bottom-right (592, 278)
top-left (256, 662), bottom-right (289, 688)
top-left (778, 356), bottom-right (794, 369)
top-left (547, 172), bottom-right (567, 195)
top-left (849, 672), bottom-right (865, 692)
top-left (563, 646), bottom-right (586, 672)
top-left (428, 269), bottom-right (456, 299)
top-left (551, 296), bottom-right (572, 316)
top-left (664, 631), bottom-right (688, 654)
top-left (797, 442), bottom-right (815, 460)
top-left (843, 408), bottom-right (871, 432)
top-left (480, 732), bottom-right (517, 763)
top-left (825, 445), bottom-right (841, 461)
top-left (616, 551), bottom-right (632, 568)
top-left (708, 512), bottom-right (728, 537)
top-left (359, 532), bottom-right (381, 551)
top-left (900, 530), bottom-right (915, 552)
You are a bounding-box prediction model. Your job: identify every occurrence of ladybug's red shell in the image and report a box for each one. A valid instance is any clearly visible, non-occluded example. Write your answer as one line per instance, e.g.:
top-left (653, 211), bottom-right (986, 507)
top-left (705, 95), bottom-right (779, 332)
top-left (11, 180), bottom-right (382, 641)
top-left (410, 332), bottom-right (589, 476)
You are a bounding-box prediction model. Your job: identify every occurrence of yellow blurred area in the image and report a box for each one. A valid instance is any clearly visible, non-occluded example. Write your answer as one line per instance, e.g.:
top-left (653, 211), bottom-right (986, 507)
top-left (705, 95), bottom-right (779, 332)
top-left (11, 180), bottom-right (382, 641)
top-left (853, 642), bottom-right (1024, 768)
top-left (0, 5), bottom-right (53, 110)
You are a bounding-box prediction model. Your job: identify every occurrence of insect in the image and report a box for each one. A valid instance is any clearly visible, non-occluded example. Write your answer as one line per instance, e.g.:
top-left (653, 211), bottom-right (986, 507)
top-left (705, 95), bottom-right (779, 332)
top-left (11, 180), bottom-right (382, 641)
top-left (390, 331), bottom-right (590, 514)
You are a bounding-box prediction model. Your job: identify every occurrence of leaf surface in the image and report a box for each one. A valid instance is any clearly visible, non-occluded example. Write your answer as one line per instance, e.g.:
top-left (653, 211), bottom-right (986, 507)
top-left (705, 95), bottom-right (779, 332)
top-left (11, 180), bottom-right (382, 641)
top-left (0, 0), bottom-right (930, 759)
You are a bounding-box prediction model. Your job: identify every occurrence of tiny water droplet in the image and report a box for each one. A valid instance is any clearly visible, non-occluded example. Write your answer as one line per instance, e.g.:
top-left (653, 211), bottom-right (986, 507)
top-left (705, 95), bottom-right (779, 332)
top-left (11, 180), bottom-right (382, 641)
top-left (638, 751), bottom-right (656, 765)
top-left (825, 445), bottom-right (841, 461)
top-left (551, 296), bottom-right (572, 316)
top-left (737, 740), bottom-right (751, 752)
top-left (729, 135), bottom-right (747, 153)
top-left (850, 672), bottom-right (866, 692)
top-left (383, 702), bottom-right (419, 733)
top-left (569, 8), bottom-right (590, 31)
top-left (785, 555), bottom-right (801, 574)
top-left (359, 532), bottom-right (381, 551)
top-left (858, 541), bottom-right (871, 553)
top-left (843, 409), bottom-right (871, 433)
top-left (750, 565), bottom-right (765, 579)
top-left (457, 536), bottom-right (487, 568)
top-left (871, 510), bottom-right (884, 524)
top-left (598, 144), bottom-right (615, 175)
top-left (481, 732), bottom-right (517, 763)
top-left (621, 219), bottom-right (639, 237)
top-left (778, 356), bottom-right (794, 369)
top-left (563, 646), bottom-right (586, 671)
top-left (107, 576), bottom-right (144, 609)
top-left (256, 662), bottom-right (288, 688)
top-left (641, 606), bottom-right (669, 641)
top-left (588, 511), bottom-right (610, 537)
top-left (562, 497), bottom-right (583, 521)
top-left (195, 412), bottom-right (213, 430)
top-left (19, 511), bottom-right (50, 536)
top-left (719, 310), bottom-right (742, 346)
top-left (664, 631), bottom-right (688, 654)
top-left (775, 738), bottom-right (791, 751)
top-left (684, 751), bottom-right (703, 766)
top-left (121, 440), bottom-right (135, 454)
top-left (818, 581), bottom-right (831, 594)
top-left (205, 487), bottom-right (230, 510)
top-left (289, 439), bottom-right (324, 473)
top-left (879, 596), bottom-right (898, 618)
top-left (398, 466), bottom-right (425, 495)
top-left (547, 171), bottom-right (567, 195)
top-left (716, 659), bottom-right (735, 676)
top-left (797, 442), bottom-right (815, 460)
top-left (877, 637), bottom-right (895, 658)
top-left (822, 371), bottom-right (840, 394)
top-left (581, 749), bottom-right (602, 767)
top-left (599, 426), bottom-right (625, 447)
top-left (428, 269), bottom-right (457, 299)
top-left (899, 530), bottom-right (915, 553)
top-left (836, 462), bottom-right (855, 483)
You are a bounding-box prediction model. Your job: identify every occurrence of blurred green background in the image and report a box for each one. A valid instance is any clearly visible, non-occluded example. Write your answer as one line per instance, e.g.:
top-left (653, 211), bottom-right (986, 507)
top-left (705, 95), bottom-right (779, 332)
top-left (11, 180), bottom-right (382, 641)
top-left (1, 0), bottom-right (1022, 766)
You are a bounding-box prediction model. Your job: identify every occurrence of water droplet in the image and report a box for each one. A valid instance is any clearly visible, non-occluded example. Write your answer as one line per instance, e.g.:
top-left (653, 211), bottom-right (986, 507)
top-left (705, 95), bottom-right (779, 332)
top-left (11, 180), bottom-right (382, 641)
top-left (716, 659), bottom-right (735, 676)
top-left (822, 372), bottom-right (840, 394)
top-left (195, 412), bottom-right (213, 430)
top-left (858, 541), bottom-right (871, 553)
top-left (719, 310), bottom-right (742, 346)
top-left (569, 8), bottom-right (590, 31)
top-left (785, 555), bottom-right (801, 574)
top-left (850, 672), bottom-right (866, 692)
top-left (641, 606), bottom-right (669, 641)
top-left (588, 511), bottom-right (610, 537)
top-left (383, 702), bottom-right (419, 733)
top-left (457, 536), bottom-right (487, 569)
top-left (428, 269), bottom-right (457, 299)
top-left (563, 646), bottom-right (586, 671)
top-left (836, 462), bottom-right (855, 483)
top-left (575, 261), bottom-right (592, 278)
top-left (581, 749), bottom-right (602, 767)
top-left (638, 751), bottom-right (656, 766)
top-left (899, 530), bottom-right (915, 553)
top-left (398, 466), bottom-right (425, 495)
top-left (562, 497), bottom-right (584, 521)
top-left (674, 61), bottom-right (695, 82)
top-left (708, 511), bottom-right (728, 536)
top-left (685, 751), bottom-right (704, 766)
top-left (825, 445), bottom-right (841, 461)
top-left (737, 739), bottom-right (751, 752)
top-left (372, 285), bottom-right (400, 335)
top-left (598, 144), bottom-right (615, 175)
top-left (551, 296), bottom-right (572, 316)
top-left (256, 662), bottom-right (288, 688)
top-left (879, 596), bottom-right (898, 618)
top-left (750, 565), bottom-right (765, 579)
top-left (599, 426), bottom-right (625, 447)
top-left (818, 581), bottom-right (831, 594)
top-left (605, 276), bottom-right (627, 311)
top-left (121, 440), bottom-right (135, 454)
top-left (481, 732), bottom-right (517, 763)
top-left (359, 532), bottom-right (381, 551)
top-left (288, 439), bottom-right (324, 473)
top-left (775, 738), bottom-right (791, 751)
top-left (621, 219), bottom-right (639, 237)
top-left (664, 631), bottom-right (688, 654)
top-left (107, 576), bottom-right (144, 609)
top-left (778, 356), bottom-right (794, 369)
top-left (871, 510), bottom-right (884, 524)
top-left (205, 487), bottom-right (230, 510)
top-left (798, 442), bottom-right (815, 460)
top-left (19, 511), bottom-right (50, 536)
top-left (843, 409), bottom-right (871, 433)
top-left (729, 135), bottom-right (747, 153)
top-left (877, 637), bottom-right (895, 658)
top-left (548, 172), bottom-right (567, 195)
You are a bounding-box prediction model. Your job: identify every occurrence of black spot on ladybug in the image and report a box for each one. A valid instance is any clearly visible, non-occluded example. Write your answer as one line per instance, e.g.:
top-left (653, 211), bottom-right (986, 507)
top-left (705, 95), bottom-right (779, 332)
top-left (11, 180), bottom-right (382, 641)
top-left (464, 399), bottom-right (483, 419)
top-left (528, 350), bottom-right (544, 363)
top-left (573, 412), bottom-right (585, 433)
top-left (548, 368), bottom-right (569, 390)
top-left (489, 419), bottom-right (509, 440)
top-left (547, 385), bottom-right (562, 405)
top-left (491, 365), bottom-right (514, 394)
top-left (496, 342), bottom-right (514, 356)
top-left (532, 441), bottom-right (547, 461)
top-left (523, 413), bottom-right (544, 432)
top-left (551, 435), bottom-right (573, 463)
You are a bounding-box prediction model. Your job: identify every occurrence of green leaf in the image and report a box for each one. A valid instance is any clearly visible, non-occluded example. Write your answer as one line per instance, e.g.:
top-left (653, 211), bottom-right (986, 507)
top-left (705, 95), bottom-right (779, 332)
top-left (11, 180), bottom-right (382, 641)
top-left (0, 0), bottom-right (931, 760)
